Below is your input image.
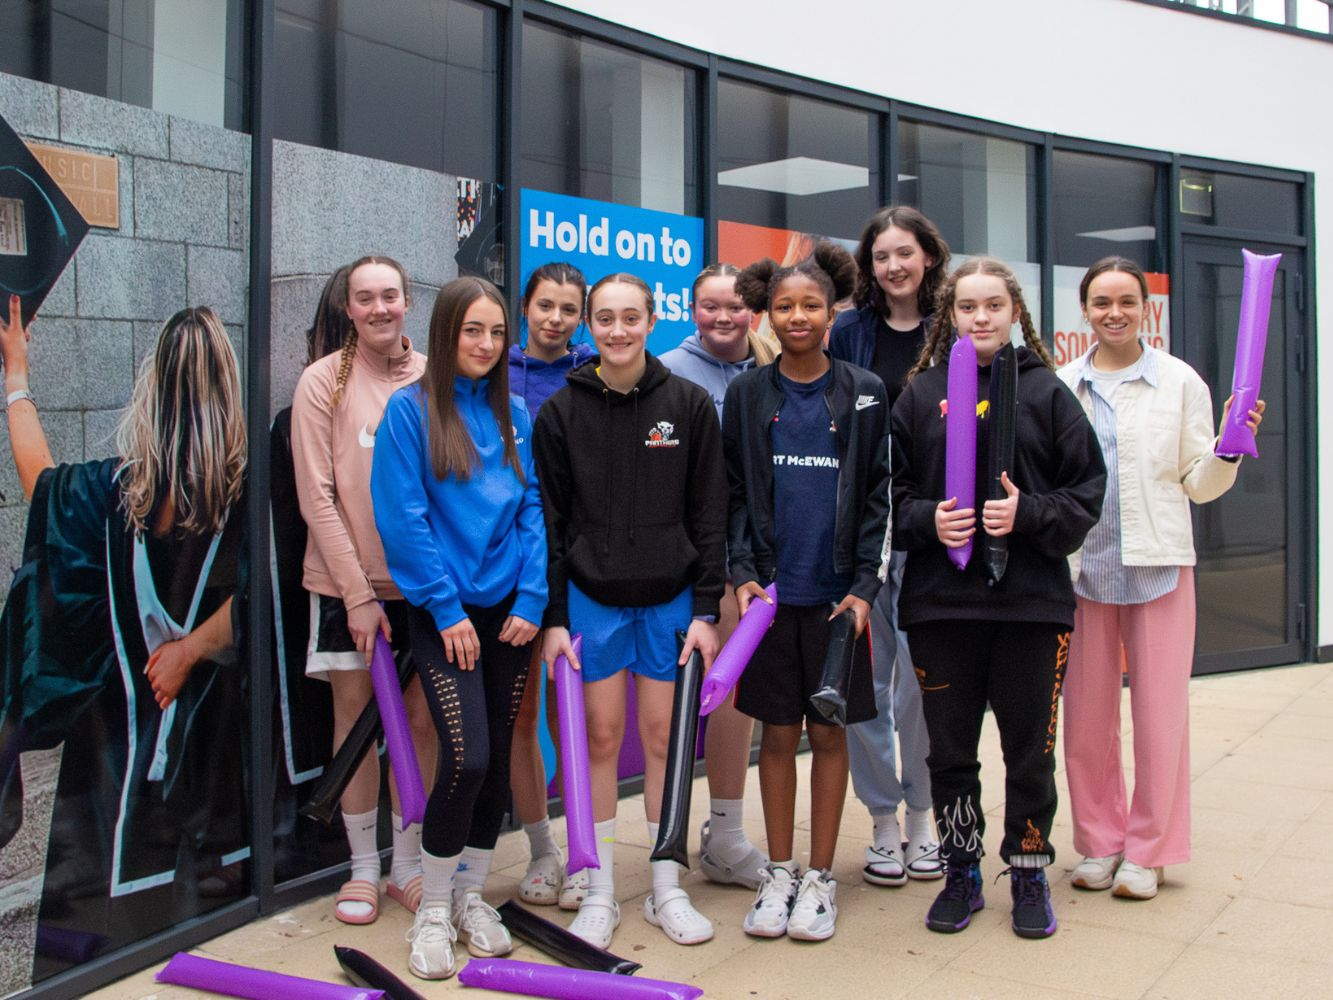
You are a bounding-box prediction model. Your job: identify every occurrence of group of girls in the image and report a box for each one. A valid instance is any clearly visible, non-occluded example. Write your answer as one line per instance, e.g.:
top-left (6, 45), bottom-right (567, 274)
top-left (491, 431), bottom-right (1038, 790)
top-left (233, 195), bottom-right (1267, 980)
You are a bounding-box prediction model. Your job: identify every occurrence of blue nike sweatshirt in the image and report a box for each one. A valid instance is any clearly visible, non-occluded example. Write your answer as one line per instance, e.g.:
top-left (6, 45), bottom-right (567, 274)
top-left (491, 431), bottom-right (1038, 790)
top-left (371, 378), bottom-right (547, 631)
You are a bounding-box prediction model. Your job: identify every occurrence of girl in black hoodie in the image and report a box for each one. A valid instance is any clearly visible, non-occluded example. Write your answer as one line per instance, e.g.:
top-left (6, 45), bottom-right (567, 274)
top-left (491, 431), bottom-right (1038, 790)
top-left (891, 257), bottom-right (1104, 941)
top-left (533, 273), bottom-right (727, 950)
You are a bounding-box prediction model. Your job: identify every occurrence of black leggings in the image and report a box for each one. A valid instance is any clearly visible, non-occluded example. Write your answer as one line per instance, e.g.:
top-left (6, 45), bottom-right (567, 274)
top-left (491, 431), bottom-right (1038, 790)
top-left (408, 594), bottom-right (532, 857)
top-left (906, 619), bottom-right (1070, 866)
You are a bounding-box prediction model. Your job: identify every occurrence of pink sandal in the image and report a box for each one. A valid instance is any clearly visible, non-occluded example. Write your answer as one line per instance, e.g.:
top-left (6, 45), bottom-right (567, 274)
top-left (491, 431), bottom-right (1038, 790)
top-left (386, 874), bottom-right (424, 914)
top-left (335, 879), bottom-right (380, 925)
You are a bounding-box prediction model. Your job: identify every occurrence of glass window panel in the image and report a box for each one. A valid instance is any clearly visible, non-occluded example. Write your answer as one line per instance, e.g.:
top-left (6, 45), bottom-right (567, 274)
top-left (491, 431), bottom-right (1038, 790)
top-left (521, 22), bottom-right (695, 215)
top-left (0, 0), bottom-right (246, 130)
top-left (899, 121), bottom-right (1041, 329)
top-left (274, 0), bottom-right (498, 181)
top-left (1179, 169), bottom-right (1302, 235)
top-left (716, 78), bottom-right (877, 242)
top-left (1053, 150), bottom-right (1164, 270)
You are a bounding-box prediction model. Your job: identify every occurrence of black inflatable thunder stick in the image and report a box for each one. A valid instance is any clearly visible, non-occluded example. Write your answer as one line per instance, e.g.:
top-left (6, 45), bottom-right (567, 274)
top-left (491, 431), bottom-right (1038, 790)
top-left (650, 631), bottom-right (704, 868)
top-left (301, 654), bottom-right (415, 825)
top-left (985, 342), bottom-right (1018, 586)
top-left (497, 901), bottom-right (642, 975)
top-left (810, 609), bottom-right (857, 727)
top-left (334, 946), bottom-right (427, 1000)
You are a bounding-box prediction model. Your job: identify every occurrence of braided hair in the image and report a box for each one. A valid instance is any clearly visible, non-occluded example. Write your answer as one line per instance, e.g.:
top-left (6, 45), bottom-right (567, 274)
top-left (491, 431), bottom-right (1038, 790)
top-left (332, 255), bottom-right (411, 406)
top-left (907, 257), bottom-right (1054, 381)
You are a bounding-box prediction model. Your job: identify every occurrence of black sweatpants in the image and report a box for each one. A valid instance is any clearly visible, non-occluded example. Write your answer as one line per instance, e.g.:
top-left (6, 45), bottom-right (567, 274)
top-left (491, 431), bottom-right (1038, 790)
top-left (409, 594), bottom-right (532, 857)
top-left (905, 620), bottom-right (1070, 866)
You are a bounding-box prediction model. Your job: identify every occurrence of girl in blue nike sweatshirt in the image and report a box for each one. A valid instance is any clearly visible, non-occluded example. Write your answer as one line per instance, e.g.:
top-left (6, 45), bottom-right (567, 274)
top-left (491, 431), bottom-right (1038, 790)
top-left (371, 276), bottom-right (547, 980)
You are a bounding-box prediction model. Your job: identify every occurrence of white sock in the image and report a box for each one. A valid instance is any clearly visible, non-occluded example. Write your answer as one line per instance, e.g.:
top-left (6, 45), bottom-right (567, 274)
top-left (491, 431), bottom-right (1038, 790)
top-left (390, 813), bottom-right (423, 887)
top-left (340, 808), bottom-right (380, 919)
top-left (646, 821), bottom-right (681, 899)
top-left (872, 811), bottom-right (903, 852)
top-left (904, 807), bottom-right (937, 845)
top-left (524, 817), bottom-right (560, 860)
top-left (587, 819), bottom-right (616, 900)
top-left (420, 847), bottom-right (460, 910)
top-left (453, 846), bottom-right (493, 904)
top-left (771, 858), bottom-right (799, 877)
top-left (705, 798), bottom-right (750, 864)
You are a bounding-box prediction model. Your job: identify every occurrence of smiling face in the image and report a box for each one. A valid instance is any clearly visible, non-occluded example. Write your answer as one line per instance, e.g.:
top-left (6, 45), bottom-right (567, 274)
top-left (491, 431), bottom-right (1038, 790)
top-left (523, 278), bottom-right (584, 359)
top-left (588, 281), bottom-right (654, 371)
top-left (768, 273), bottom-right (831, 359)
top-left (455, 295), bottom-right (507, 380)
top-left (346, 262), bottom-right (408, 356)
top-left (692, 275), bottom-right (753, 361)
top-left (953, 272), bottom-right (1018, 365)
top-left (872, 224), bottom-right (934, 315)
top-left (1083, 270), bottom-right (1145, 355)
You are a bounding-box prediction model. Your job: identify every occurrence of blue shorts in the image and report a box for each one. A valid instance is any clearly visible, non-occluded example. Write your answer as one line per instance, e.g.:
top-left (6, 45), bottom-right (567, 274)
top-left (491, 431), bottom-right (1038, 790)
top-left (567, 581), bottom-right (693, 683)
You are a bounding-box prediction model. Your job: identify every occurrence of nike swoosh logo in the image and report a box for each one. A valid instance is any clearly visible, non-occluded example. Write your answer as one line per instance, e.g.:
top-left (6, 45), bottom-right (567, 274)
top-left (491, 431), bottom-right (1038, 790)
top-left (358, 423), bottom-right (376, 448)
top-left (855, 395), bottom-right (880, 411)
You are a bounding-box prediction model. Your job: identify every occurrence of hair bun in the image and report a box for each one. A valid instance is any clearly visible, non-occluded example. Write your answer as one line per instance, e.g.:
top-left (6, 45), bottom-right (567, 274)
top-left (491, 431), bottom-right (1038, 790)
top-left (736, 258), bottom-right (779, 312)
top-left (812, 242), bottom-right (857, 302)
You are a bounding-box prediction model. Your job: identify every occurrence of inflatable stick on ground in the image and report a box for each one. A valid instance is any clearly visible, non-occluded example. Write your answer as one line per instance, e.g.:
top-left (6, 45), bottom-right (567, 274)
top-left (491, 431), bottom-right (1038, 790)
top-left (334, 946), bottom-right (427, 1000)
top-left (156, 952), bottom-right (384, 1000)
top-left (458, 958), bottom-right (702, 1000)
top-left (496, 901), bottom-right (641, 975)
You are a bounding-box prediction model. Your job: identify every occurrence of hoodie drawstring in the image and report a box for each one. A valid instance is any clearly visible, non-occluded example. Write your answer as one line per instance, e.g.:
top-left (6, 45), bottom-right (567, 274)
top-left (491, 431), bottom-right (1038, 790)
top-left (629, 388), bottom-right (639, 546)
top-left (603, 388), bottom-right (613, 556)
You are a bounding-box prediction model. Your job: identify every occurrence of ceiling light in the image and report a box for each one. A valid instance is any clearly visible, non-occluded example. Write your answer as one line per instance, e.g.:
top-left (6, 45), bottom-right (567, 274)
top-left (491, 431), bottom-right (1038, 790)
top-left (718, 156), bottom-right (869, 196)
top-left (1076, 225), bottom-right (1157, 242)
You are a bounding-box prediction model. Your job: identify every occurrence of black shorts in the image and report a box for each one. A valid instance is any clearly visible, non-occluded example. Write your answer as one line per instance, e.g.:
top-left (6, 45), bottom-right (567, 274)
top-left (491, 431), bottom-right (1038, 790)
top-left (735, 602), bottom-right (875, 727)
top-left (305, 592), bottom-right (412, 678)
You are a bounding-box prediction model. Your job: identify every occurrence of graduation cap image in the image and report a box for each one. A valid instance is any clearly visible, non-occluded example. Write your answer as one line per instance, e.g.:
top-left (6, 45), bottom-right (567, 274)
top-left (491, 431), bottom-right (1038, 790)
top-left (0, 109), bottom-right (90, 328)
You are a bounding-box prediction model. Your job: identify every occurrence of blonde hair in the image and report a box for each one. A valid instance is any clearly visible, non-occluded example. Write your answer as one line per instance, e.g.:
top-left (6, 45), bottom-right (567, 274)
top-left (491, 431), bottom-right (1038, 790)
top-left (116, 306), bottom-right (247, 536)
top-left (908, 257), bottom-right (1055, 381)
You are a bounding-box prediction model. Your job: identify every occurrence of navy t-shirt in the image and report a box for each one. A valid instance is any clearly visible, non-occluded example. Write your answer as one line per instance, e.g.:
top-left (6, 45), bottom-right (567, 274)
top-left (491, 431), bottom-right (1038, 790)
top-left (771, 371), bottom-right (851, 605)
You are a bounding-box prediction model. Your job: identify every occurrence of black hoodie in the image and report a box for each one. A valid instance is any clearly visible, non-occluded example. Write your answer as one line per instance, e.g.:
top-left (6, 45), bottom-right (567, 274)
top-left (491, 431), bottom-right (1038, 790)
top-left (891, 346), bottom-right (1106, 629)
top-left (533, 352), bottom-right (727, 629)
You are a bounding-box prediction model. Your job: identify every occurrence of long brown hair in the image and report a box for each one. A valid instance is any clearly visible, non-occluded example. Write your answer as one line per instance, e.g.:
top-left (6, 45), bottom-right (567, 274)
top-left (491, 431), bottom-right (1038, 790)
top-left (907, 257), bottom-right (1055, 381)
top-left (852, 206), bottom-right (951, 318)
top-left (1079, 255), bottom-right (1149, 306)
top-left (420, 277), bottom-right (522, 481)
top-left (117, 306), bottom-right (247, 535)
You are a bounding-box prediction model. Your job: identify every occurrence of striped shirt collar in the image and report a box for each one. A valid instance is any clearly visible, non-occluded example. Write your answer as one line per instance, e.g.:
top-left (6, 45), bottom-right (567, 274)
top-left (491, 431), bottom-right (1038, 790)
top-left (1074, 340), bottom-right (1160, 389)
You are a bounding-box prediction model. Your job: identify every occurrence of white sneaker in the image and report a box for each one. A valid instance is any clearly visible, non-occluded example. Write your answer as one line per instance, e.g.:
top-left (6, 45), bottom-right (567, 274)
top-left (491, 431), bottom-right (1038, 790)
top-left (742, 864), bottom-right (799, 938)
top-left (406, 904), bottom-right (458, 980)
top-left (904, 808), bottom-right (944, 880)
top-left (558, 867), bottom-right (589, 911)
top-left (786, 868), bottom-right (838, 941)
top-left (518, 851), bottom-right (564, 906)
top-left (1112, 860), bottom-right (1162, 900)
top-left (699, 819), bottom-right (768, 890)
top-left (567, 893), bottom-right (620, 949)
top-left (1071, 853), bottom-right (1123, 891)
top-left (644, 887), bottom-right (714, 944)
top-left (454, 890), bottom-right (512, 957)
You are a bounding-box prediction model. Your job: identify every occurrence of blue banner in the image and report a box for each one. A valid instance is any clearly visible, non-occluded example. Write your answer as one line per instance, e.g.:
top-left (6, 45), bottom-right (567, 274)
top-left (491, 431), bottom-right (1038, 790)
top-left (520, 188), bottom-right (704, 358)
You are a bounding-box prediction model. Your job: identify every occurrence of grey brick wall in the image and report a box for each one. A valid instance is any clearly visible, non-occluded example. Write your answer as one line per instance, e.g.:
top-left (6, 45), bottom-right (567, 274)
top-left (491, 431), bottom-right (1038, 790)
top-left (0, 74), bottom-right (251, 584)
top-left (270, 138), bottom-right (457, 414)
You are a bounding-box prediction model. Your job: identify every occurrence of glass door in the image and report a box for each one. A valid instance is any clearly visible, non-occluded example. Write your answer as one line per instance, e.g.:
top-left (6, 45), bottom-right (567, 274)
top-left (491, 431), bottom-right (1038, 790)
top-left (1179, 240), bottom-right (1308, 674)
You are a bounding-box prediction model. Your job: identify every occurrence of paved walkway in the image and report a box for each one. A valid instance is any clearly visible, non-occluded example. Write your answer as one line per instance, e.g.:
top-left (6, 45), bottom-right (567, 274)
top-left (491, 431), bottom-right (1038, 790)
top-left (89, 661), bottom-right (1333, 999)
